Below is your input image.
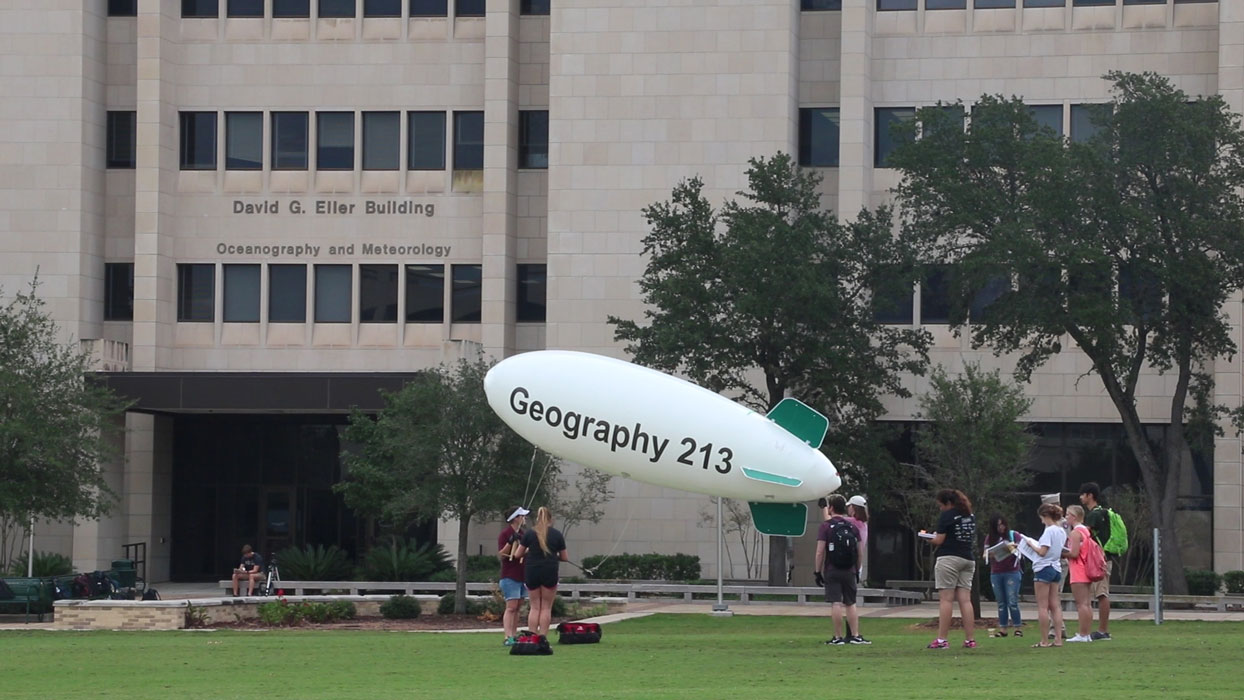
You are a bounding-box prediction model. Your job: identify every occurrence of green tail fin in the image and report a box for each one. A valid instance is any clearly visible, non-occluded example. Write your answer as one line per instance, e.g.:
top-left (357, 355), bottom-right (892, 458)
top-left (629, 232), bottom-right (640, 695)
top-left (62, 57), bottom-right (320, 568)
top-left (748, 502), bottom-right (808, 537)
top-left (766, 398), bottom-right (829, 448)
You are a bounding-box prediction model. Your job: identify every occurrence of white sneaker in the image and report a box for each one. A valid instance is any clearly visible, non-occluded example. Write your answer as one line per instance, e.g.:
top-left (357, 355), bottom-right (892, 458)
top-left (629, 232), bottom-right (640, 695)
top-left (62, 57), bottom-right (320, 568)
top-left (1066, 634), bottom-right (1092, 643)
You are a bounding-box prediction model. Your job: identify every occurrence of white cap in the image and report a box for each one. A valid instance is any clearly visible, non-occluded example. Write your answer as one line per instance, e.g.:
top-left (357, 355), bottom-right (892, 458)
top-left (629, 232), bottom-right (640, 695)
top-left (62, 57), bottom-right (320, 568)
top-left (847, 495), bottom-right (867, 508)
top-left (507, 507), bottom-right (530, 522)
top-left (1041, 493), bottom-right (1060, 505)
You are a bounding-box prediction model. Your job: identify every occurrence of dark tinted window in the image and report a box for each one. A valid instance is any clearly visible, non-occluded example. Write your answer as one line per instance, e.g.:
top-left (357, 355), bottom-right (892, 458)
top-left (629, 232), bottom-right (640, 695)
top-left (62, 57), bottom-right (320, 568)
top-left (873, 273), bottom-right (914, 324)
top-left (1073, 0), bottom-right (1113, 4)
top-left (411, 0), bottom-right (449, 16)
top-left (518, 110), bottom-right (549, 169)
top-left (920, 265), bottom-right (952, 325)
top-left (180, 112), bottom-right (217, 170)
top-left (453, 111), bottom-right (484, 169)
top-left (359, 264), bottom-right (399, 322)
top-left (405, 264), bottom-right (445, 322)
top-left (1023, 0), bottom-right (1064, 8)
top-left (521, 0), bottom-right (550, 13)
top-left (106, 111), bottom-right (136, 169)
top-left (223, 264), bottom-right (260, 323)
top-left (1070, 104), bottom-right (1106, 144)
top-left (926, 0), bottom-right (965, 7)
top-left (874, 107), bottom-right (914, 167)
top-left (225, 112), bottom-right (262, 170)
top-left (273, 0), bottom-right (311, 17)
top-left (182, 0), bottom-right (219, 17)
top-left (269, 265), bottom-right (307, 322)
top-left (409, 111), bottom-right (446, 170)
top-left (108, 1), bottom-right (138, 17)
top-left (227, 0), bottom-right (263, 17)
top-left (801, 0), bottom-right (841, 9)
top-left (974, 0), bottom-right (1014, 6)
top-left (877, 0), bottom-right (917, 9)
top-left (104, 263), bottom-right (134, 321)
top-left (320, 0), bottom-right (356, 17)
top-left (456, 0), bottom-right (485, 17)
top-left (451, 264), bottom-right (482, 323)
top-left (798, 108), bottom-right (839, 167)
top-left (364, 0), bottom-right (401, 16)
top-left (272, 112), bottom-right (309, 170)
top-left (362, 112), bottom-right (399, 170)
top-left (314, 265), bottom-right (352, 323)
top-left (517, 264), bottom-right (546, 322)
top-left (1029, 105), bottom-right (1063, 137)
top-left (177, 264), bottom-right (215, 322)
top-left (317, 112), bottom-right (354, 170)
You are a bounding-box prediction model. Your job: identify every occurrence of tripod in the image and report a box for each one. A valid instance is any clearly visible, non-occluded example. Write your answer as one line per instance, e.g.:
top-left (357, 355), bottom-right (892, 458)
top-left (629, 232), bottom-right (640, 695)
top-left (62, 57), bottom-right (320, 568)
top-left (258, 555), bottom-right (282, 596)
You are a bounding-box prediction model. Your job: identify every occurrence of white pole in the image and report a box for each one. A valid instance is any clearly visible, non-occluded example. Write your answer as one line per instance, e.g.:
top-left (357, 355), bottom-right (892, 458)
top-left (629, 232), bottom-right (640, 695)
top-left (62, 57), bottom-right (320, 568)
top-left (1153, 527), bottom-right (1162, 625)
top-left (27, 516), bottom-right (35, 577)
top-left (711, 496), bottom-right (731, 616)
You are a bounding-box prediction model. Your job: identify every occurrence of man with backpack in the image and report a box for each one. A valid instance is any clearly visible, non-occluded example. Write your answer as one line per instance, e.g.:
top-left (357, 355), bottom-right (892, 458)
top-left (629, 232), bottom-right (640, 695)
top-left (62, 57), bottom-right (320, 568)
top-left (1079, 482), bottom-right (1127, 641)
top-left (814, 494), bottom-right (870, 646)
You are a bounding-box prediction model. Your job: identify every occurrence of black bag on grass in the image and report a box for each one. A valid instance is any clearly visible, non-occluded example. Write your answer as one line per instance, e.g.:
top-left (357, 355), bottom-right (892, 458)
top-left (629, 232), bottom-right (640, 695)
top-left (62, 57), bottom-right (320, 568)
top-left (509, 632), bottom-right (553, 656)
top-left (556, 621), bottom-right (602, 644)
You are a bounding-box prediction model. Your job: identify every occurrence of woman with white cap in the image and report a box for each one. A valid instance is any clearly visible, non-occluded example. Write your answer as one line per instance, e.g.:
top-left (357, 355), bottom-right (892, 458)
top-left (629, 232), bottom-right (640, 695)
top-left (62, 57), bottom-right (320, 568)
top-left (845, 495), bottom-right (869, 583)
top-left (497, 505), bottom-right (530, 646)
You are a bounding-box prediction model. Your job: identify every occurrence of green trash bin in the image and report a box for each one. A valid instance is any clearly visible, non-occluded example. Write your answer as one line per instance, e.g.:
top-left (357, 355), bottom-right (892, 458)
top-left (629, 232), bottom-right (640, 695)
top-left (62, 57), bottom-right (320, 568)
top-left (111, 559), bottom-right (137, 588)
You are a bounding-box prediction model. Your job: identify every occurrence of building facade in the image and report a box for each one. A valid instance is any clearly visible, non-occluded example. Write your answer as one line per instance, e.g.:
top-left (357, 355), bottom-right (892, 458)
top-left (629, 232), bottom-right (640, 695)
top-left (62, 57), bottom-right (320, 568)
top-left (1, 0), bottom-right (1240, 582)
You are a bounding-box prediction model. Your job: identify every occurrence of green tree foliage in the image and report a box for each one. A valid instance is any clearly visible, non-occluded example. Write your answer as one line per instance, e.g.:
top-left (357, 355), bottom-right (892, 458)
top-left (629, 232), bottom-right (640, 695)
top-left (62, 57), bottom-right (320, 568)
top-left (0, 280), bottom-right (126, 571)
top-left (889, 72), bottom-right (1244, 594)
top-left (608, 153), bottom-right (932, 584)
top-left (335, 357), bottom-right (561, 613)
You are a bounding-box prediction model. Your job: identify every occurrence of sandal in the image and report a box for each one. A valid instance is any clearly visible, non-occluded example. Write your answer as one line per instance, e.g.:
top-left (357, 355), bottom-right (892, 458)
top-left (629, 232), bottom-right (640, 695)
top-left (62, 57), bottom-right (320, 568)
top-left (1014, 629), bottom-right (1023, 637)
top-left (1031, 642), bottom-right (1053, 648)
top-left (991, 630), bottom-right (1008, 638)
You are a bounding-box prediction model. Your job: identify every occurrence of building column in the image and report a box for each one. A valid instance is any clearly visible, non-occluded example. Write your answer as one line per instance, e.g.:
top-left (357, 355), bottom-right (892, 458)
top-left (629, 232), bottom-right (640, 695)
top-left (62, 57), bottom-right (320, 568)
top-left (837, 0), bottom-right (874, 220)
top-left (72, 413), bottom-right (127, 573)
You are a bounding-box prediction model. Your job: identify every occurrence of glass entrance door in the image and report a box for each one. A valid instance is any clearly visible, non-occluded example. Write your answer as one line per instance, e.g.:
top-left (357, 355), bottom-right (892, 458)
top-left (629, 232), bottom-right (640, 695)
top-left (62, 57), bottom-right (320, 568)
top-left (260, 488), bottom-right (296, 558)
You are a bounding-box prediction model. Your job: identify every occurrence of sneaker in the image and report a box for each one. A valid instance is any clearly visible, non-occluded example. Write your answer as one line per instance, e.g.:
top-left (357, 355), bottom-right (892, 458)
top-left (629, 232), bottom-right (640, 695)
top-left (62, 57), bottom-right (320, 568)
top-left (824, 637), bottom-right (846, 645)
top-left (1090, 631), bottom-right (1111, 641)
top-left (847, 636), bottom-right (872, 645)
top-left (503, 637), bottom-right (515, 647)
top-left (926, 639), bottom-right (949, 650)
top-left (962, 640), bottom-right (978, 649)
top-left (1066, 634), bottom-right (1092, 643)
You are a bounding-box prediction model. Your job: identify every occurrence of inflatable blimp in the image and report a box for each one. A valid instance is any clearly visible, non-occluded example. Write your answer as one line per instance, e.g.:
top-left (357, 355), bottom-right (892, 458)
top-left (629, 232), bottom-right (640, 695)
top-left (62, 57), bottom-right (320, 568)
top-left (484, 350), bottom-right (840, 537)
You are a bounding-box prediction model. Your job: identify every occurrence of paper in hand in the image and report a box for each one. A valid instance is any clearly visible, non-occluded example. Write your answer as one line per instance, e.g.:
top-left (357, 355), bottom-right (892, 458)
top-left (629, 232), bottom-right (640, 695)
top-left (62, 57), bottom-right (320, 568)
top-left (985, 539), bottom-right (1017, 563)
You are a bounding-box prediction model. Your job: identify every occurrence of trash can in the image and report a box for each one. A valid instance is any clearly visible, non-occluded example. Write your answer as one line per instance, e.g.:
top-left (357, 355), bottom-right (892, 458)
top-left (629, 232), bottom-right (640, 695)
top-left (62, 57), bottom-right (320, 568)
top-left (111, 559), bottom-right (137, 588)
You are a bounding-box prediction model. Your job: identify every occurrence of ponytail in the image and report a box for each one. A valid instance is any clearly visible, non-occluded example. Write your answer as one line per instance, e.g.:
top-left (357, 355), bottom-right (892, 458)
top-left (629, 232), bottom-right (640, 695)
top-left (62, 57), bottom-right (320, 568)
top-left (533, 506), bottom-right (553, 555)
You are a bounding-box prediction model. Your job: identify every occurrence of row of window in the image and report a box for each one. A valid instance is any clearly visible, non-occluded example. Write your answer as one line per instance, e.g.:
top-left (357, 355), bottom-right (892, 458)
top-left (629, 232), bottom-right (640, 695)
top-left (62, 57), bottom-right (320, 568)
top-left (798, 103), bottom-right (1102, 169)
top-left (105, 262), bottom-right (546, 323)
top-left (108, 1), bottom-right (550, 19)
top-left (106, 110), bottom-right (549, 172)
top-left (802, 0), bottom-right (1212, 9)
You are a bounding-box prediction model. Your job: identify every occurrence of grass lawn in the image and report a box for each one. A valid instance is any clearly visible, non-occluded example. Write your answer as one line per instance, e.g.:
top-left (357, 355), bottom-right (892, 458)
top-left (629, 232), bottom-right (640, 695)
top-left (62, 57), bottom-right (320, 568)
top-left (2, 615), bottom-right (1242, 699)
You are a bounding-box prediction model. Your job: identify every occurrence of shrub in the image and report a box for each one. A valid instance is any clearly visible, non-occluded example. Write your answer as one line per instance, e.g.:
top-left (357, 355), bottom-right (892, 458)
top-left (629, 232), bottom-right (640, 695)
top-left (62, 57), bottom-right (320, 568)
top-left (301, 602), bottom-right (335, 624)
top-left (580, 553), bottom-right (702, 581)
top-left (362, 539), bottom-right (452, 581)
top-left (1224, 571), bottom-right (1244, 595)
top-left (274, 544), bottom-right (354, 581)
top-left (426, 568), bottom-right (456, 583)
top-left (437, 592), bottom-right (484, 615)
top-left (551, 594), bottom-right (566, 618)
top-left (6, 551), bottom-right (73, 577)
top-left (380, 595), bottom-right (422, 619)
top-left (1184, 568), bottom-right (1223, 596)
top-left (328, 600), bottom-right (357, 620)
top-left (258, 600), bottom-right (303, 626)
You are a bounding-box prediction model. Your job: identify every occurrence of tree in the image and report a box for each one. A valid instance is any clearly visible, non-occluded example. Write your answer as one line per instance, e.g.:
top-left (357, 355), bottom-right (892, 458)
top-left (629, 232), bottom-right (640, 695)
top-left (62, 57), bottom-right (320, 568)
top-left (0, 280), bottom-right (126, 571)
top-left (889, 72), bottom-right (1244, 594)
top-left (609, 153), bottom-right (933, 584)
top-left (336, 357), bottom-right (562, 613)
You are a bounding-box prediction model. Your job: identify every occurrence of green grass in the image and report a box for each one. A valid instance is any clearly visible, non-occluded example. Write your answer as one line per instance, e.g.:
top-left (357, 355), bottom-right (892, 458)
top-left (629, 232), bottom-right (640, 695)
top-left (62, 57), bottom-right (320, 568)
top-left (2, 616), bottom-right (1242, 699)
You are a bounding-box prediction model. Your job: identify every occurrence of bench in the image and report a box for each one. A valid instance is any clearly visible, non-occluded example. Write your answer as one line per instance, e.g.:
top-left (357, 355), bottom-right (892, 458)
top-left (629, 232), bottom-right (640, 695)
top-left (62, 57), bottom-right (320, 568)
top-left (885, 580), bottom-right (937, 601)
top-left (0, 578), bottom-right (51, 623)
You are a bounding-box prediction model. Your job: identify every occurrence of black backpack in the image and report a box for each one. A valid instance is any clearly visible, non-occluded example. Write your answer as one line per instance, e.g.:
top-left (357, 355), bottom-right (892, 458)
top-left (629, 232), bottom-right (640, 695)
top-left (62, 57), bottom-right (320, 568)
top-left (142, 588), bottom-right (161, 601)
top-left (509, 632), bottom-right (554, 656)
top-left (826, 518), bottom-right (859, 570)
top-left (89, 571), bottom-right (114, 597)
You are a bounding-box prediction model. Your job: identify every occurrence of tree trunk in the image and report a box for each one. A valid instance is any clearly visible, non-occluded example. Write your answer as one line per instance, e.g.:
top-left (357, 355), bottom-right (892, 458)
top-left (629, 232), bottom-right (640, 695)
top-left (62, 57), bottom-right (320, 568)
top-left (455, 514), bottom-right (470, 614)
top-left (767, 536), bottom-right (788, 585)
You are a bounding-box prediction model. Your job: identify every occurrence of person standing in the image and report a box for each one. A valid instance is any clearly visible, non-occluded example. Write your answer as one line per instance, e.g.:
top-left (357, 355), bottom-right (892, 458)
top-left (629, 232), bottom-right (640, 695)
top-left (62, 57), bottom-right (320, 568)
top-left (1014, 503), bottom-right (1067, 648)
top-left (920, 489), bottom-right (978, 650)
top-left (815, 494), bottom-right (870, 645)
top-left (982, 514), bottom-right (1023, 637)
top-left (497, 505), bottom-right (530, 646)
top-left (1079, 482), bottom-right (1113, 641)
top-left (1040, 493), bottom-right (1070, 641)
top-left (1064, 505), bottom-right (1099, 643)
top-left (513, 506), bottom-right (568, 639)
top-left (846, 495), bottom-right (870, 584)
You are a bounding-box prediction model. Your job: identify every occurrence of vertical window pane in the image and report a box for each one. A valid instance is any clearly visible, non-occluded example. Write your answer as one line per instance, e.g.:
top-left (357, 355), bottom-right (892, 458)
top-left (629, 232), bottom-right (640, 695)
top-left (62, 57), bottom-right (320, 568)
top-left (1023, 0), bottom-right (1065, 6)
top-left (920, 265), bottom-right (952, 325)
top-left (269, 265), bottom-right (308, 322)
top-left (408, 111), bottom-right (446, 170)
top-left (272, 112), bottom-right (308, 170)
top-left (405, 264), bottom-right (445, 322)
top-left (926, 0), bottom-right (966, 8)
top-left (520, 0), bottom-right (550, 14)
top-left (517, 264), bottom-right (546, 322)
top-left (873, 269), bottom-right (913, 324)
top-left (317, 112), bottom-right (354, 170)
top-left (223, 264), bottom-right (260, 323)
top-left (225, 112), bottom-right (262, 170)
top-left (315, 265), bottom-right (352, 323)
top-left (362, 112), bottom-right (399, 170)
top-left (227, 0), bottom-right (263, 17)
top-left (104, 263), bottom-right (134, 321)
top-left (877, 0), bottom-right (917, 9)
top-left (969, 273), bottom-right (1009, 321)
top-left (974, 0), bottom-right (1014, 6)
top-left (365, 0), bottom-right (401, 16)
top-left (179, 112), bottom-right (217, 170)
top-left (874, 107), bottom-right (914, 168)
top-left (358, 264), bottom-right (399, 322)
top-left (182, 0), bottom-right (219, 17)
top-left (411, 0), bottom-right (449, 15)
top-left (451, 264), bottom-right (482, 323)
top-left (798, 108), bottom-right (839, 167)
top-left (106, 111), bottom-right (136, 169)
top-left (518, 110), bottom-right (549, 169)
top-left (453, 111), bottom-right (483, 170)
top-left (108, 1), bottom-right (138, 17)
top-left (1029, 105), bottom-right (1064, 137)
top-left (319, 0), bottom-right (356, 17)
top-left (1070, 104), bottom-right (1106, 144)
top-left (273, 0), bottom-right (311, 17)
top-left (456, 0), bottom-right (485, 16)
top-left (177, 264), bottom-right (215, 322)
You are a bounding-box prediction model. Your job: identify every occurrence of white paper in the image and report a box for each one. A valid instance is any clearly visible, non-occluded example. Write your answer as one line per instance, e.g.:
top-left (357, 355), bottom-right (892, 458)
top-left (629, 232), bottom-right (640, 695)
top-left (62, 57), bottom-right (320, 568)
top-left (985, 539), bottom-right (1017, 563)
top-left (1015, 536), bottom-right (1043, 563)
top-left (918, 532), bottom-right (936, 540)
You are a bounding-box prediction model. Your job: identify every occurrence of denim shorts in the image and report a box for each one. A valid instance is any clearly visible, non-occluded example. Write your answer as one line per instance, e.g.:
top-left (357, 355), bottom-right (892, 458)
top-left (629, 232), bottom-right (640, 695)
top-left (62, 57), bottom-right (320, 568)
top-left (499, 577), bottom-right (528, 600)
top-left (1033, 566), bottom-right (1061, 583)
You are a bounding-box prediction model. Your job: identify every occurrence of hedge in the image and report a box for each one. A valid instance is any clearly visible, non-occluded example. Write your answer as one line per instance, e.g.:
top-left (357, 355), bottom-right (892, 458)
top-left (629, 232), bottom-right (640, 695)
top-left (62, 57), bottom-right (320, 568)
top-left (580, 553), bottom-right (701, 581)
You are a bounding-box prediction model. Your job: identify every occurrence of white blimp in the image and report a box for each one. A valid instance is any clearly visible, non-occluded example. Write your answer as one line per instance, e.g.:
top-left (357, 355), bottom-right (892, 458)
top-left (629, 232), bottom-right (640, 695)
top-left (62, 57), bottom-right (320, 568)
top-left (483, 350), bottom-right (840, 537)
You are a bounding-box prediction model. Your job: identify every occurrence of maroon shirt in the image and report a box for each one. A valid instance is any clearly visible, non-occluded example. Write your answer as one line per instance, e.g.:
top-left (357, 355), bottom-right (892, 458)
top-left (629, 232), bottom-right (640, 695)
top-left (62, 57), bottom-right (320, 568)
top-left (498, 526), bottom-right (525, 581)
top-left (984, 530), bottom-right (1022, 574)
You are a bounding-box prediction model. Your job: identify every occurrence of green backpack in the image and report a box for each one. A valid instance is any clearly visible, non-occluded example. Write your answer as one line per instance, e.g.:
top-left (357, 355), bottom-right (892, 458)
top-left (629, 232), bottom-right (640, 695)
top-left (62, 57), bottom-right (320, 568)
top-left (1104, 508), bottom-right (1129, 556)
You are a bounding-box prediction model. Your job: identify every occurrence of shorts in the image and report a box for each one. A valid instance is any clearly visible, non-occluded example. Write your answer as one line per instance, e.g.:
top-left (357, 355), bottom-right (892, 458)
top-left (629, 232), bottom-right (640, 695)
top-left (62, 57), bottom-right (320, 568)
top-left (823, 566), bottom-right (858, 606)
top-left (1034, 565), bottom-right (1061, 584)
top-left (499, 577), bottom-right (528, 601)
top-left (1091, 559), bottom-right (1113, 599)
top-left (934, 555), bottom-right (975, 590)
top-left (525, 567), bottom-right (559, 590)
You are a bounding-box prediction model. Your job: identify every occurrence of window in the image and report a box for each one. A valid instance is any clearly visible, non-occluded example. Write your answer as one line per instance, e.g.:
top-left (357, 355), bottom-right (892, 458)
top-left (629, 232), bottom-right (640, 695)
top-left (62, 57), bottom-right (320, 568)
top-left (314, 265), bottom-right (352, 323)
top-left (798, 108), bottom-right (839, 167)
top-left (517, 264), bottom-right (546, 322)
top-left (319, 0), bottom-right (356, 17)
top-left (453, 111), bottom-right (484, 170)
top-left (873, 272), bottom-right (913, 324)
top-left (801, 0), bottom-right (841, 9)
top-left (1073, 0), bottom-right (1113, 4)
top-left (358, 265), bottom-right (399, 322)
top-left (410, 0), bottom-right (449, 16)
top-left (179, 112), bottom-right (217, 170)
top-left (920, 265), bottom-right (952, 325)
top-left (223, 264), bottom-right (260, 323)
top-left (182, 0), bottom-right (219, 17)
top-left (1023, 0), bottom-right (1064, 7)
top-left (1128, 0), bottom-right (1166, 5)
top-left (272, 112), bottom-right (309, 170)
top-left (362, 112), bottom-right (399, 171)
top-left (269, 265), bottom-right (307, 322)
top-left (877, 0), bottom-right (917, 9)
top-left (227, 0), bottom-right (263, 17)
top-left (1029, 105), bottom-right (1063, 137)
top-left (104, 263), bottom-right (134, 321)
top-left (177, 264), bottom-right (215, 322)
top-left (451, 264), bottom-right (482, 323)
top-left (108, 0), bottom-right (137, 17)
top-left (521, 0), bottom-right (550, 13)
top-left (922, 104), bottom-right (965, 139)
top-left (106, 111), bottom-right (136, 169)
top-left (974, 0), bottom-right (1014, 6)
top-left (405, 265), bottom-right (445, 322)
top-left (408, 111), bottom-right (446, 170)
top-left (926, 0), bottom-right (965, 8)
top-left (273, 0), bottom-right (311, 17)
top-left (969, 273), bottom-right (1009, 321)
top-left (1119, 262), bottom-right (1161, 322)
top-left (874, 107), bottom-right (914, 168)
top-left (364, 0), bottom-right (402, 16)
top-left (518, 110), bottom-right (549, 169)
top-left (456, 0), bottom-right (485, 17)
top-left (317, 112), bottom-right (354, 170)
top-left (225, 112), bottom-right (262, 170)
top-left (1070, 104), bottom-right (1106, 144)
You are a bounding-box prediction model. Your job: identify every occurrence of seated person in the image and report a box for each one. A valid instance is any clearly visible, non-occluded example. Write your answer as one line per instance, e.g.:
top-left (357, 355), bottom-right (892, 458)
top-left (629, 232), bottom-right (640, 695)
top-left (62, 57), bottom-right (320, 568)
top-left (231, 545), bottom-right (264, 596)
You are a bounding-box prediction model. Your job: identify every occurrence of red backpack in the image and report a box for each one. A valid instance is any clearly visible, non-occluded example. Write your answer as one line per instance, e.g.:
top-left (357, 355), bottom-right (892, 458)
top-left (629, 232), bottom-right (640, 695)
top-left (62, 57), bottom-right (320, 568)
top-left (1077, 525), bottom-right (1106, 582)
